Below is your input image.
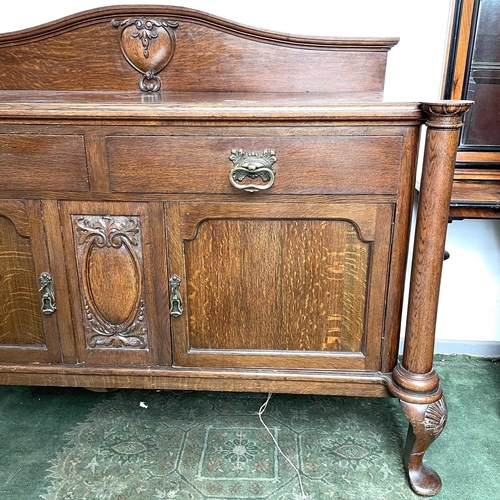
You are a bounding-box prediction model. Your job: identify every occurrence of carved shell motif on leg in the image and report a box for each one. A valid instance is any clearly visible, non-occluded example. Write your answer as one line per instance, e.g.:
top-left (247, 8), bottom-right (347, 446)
top-left (424, 398), bottom-right (447, 437)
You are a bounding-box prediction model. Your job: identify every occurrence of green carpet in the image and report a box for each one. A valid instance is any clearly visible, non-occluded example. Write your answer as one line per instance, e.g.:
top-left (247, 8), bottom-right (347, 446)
top-left (0, 355), bottom-right (498, 499)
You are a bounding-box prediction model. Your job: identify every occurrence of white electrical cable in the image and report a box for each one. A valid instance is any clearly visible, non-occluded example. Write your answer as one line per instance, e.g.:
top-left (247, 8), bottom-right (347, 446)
top-left (258, 393), bottom-right (308, 500)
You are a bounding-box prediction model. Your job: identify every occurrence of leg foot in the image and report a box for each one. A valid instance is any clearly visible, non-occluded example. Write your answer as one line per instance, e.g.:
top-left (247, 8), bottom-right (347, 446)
top-left (400, 396), bottom-right (447, 496)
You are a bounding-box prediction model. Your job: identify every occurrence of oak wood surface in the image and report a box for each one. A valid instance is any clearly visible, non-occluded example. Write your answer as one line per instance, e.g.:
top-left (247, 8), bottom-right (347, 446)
top-left (186, 219), bottom-right (368, 352)
top-left (0, 363), bottom-right (391, 397)
top-left (402, 104), bottom-right (472, 376)
top-left (0, 91), bottom-right (424, 123)
top-left (0, 200), bottom-right (62, 363)
top-left (59, 201), bottom-right (168, 366)
top-left (0, 8), bottom-right (472, 494)
top-left (381, 126), bottom-right (419, 371)
top-left (0, 134), bottom-right (88, 191)
top-left (0, 205), bottom-right (44, 345)
top-left (42, 200), bottom-right (77, 363)
top-left (0, 6), bottom-right (396, 95)
top-left (168, 202), bottom-right (393, 371)
top-left (107, 134), bottom-right (404, 195)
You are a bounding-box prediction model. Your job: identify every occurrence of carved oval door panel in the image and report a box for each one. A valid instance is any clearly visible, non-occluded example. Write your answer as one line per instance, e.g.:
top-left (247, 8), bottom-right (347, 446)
top-left (76, 215), bottom-right (145, 349)
top-left (0, 200), bottom-right (62, 363)
top-left (167, 202), bottom-right (394, 371)
top-left (60, 202), bottom-right (169, 366)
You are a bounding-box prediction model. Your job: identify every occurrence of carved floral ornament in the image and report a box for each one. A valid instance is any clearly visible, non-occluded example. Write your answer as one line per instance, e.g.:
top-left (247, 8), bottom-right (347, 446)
top-left (74, 216), bottom-right (148, 349)
top-left (112, 18), bottom-right (179, 92)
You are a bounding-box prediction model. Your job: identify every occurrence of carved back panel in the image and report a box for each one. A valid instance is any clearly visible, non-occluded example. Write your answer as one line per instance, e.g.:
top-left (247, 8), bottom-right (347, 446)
top-left (0, 6), bottom-right (397, 95)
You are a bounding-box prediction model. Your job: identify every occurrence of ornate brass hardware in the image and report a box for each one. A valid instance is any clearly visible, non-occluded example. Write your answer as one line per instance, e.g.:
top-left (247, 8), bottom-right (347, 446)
top-left (39, 272), bottom-right (56, 315)
top-left (169, 275), bottom-right (183, 317)
top-left (229, 149), bottom-right (277, 193)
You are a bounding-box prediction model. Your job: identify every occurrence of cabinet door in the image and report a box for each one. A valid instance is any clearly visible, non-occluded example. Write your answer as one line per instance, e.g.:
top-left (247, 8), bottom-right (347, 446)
top-left (0, 200), bottom-right (61, 363)
top-left (60, 202), bottom-right (170, 366)
top-left (167, 202), bottom-right (393, 370)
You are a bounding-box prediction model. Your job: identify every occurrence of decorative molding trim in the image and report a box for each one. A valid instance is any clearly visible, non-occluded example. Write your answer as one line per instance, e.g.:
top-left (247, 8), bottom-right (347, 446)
top-left (422, 101), bottom-right (474, 130)
top-left (0, 6), bottom-right (398, 51)
top-left (75, 216), bottom-right (139, 248)
top-left (84, 298), bottom-right (147, 348)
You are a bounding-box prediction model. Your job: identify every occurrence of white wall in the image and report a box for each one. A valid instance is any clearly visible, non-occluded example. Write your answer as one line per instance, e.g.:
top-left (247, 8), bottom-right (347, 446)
top-left (2, 1), bottom-right (499, 345)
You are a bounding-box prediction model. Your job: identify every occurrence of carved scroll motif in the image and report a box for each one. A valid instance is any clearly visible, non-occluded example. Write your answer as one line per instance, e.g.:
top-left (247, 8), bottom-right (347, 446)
top-left (112, 18), bottom-right (179, 92)
top-left (73, 216), bottom-right (148, 349)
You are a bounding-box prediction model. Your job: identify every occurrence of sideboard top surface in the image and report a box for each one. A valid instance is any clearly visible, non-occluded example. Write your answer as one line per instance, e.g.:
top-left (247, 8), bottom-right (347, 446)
top-left (0, 90), bottom-right (424, 122)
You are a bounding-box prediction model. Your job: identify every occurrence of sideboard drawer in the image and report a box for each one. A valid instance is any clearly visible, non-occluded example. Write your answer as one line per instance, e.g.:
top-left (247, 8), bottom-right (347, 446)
top-left (107, 135), bottom-right (404, 195)
top-left (0, 134), bottom-right (88, 191)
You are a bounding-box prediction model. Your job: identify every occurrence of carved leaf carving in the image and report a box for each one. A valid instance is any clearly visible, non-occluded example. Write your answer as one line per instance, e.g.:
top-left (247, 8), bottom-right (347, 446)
top-left (73, 215), bottom-right (148, 349)
top-left (112, 18), bottom-right (179, 91)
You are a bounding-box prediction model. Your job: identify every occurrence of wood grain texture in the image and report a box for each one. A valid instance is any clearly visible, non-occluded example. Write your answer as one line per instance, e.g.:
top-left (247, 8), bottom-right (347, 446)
top-left (450, 206), bottom-right (500, 219)
top-left (447, 0), bottom-right (475, 100)
top-left (185, 219), bottom-right (368, 352)
top-left (454, 167), bottom-right (500, 181)
top-left (0, 8), bottom-right (474, 494)
top-left (59, 201), bottom-right (163, 366)
top-left (0, 92), bottom-right (424, 123)
top-left (169, 202), bottom-right (393, 370)
top-left (0, 5), bottom-right (396, 95)
top-left (0, 363), bottom-right (391, 397)
top-left (0, 200), bottom-right (62, 363)
top-left (451, 181), bottom-right (500, 205)
top-left (0, 209), bottom-right (44, 345)
top-left (107, 134), bottom-right (404, 195)
top-left (84, 133), bottom-right (111, 192)
top-left (42, 200), bottom-right (77, 363)
top-left (0, 134), bottom-right (88, 191)
top-left (381, 126), bottom-right (420, 372)
top-left (401, 102), bottom-right (473, 380)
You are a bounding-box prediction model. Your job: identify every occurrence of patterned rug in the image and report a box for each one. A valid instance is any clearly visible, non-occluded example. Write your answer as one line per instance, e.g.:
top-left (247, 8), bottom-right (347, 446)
top-left (40, 391), bottom-right (417, 500)
top-left (1, 355), bottom-right (499, 499)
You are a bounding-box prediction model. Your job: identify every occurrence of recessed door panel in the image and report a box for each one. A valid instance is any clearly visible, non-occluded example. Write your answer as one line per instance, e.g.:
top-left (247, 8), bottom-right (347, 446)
top-left (0, 200), bottom-right (61, 363)
top-left (167, 202), bottom-right (393, 370)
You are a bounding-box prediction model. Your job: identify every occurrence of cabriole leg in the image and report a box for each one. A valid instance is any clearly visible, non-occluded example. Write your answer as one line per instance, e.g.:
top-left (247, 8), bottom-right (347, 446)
top-left (400, 396), bottom-right (447, 496)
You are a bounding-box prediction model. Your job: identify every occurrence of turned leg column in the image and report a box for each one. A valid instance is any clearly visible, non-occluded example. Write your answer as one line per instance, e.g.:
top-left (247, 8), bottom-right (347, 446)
top-left (390, 101), bottom-right (473, 496)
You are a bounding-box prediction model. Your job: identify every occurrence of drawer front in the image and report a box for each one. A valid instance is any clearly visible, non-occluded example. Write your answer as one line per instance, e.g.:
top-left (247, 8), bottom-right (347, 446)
top-left (0, 134), bottom-right (88, 191)
top-left (107, 135), bottom-right (404, 195)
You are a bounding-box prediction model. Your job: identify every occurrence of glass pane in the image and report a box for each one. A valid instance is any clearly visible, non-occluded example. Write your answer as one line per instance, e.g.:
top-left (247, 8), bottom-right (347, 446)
top-left (461, 0), bottom-right (500, 147)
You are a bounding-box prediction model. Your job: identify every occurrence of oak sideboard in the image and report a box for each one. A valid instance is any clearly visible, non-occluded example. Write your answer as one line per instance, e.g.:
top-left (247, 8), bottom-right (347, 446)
top-left (0, 6), bottom-right (472, 496)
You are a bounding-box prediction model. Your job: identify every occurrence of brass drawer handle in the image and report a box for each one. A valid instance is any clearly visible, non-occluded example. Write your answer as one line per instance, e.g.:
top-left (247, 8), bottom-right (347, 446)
top-left (229, 149), bottom-right (277, 193)
top-left (169, 275), bottom-right (183, 317)
top-left (39, 272), bottom-right (56, 315)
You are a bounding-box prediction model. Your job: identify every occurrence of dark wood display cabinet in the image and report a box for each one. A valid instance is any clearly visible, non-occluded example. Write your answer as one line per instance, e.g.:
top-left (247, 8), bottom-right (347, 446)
top-left (445, 0), bottom-right (500, 218)
top-left (0, 6), bottom-right (471, 496)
